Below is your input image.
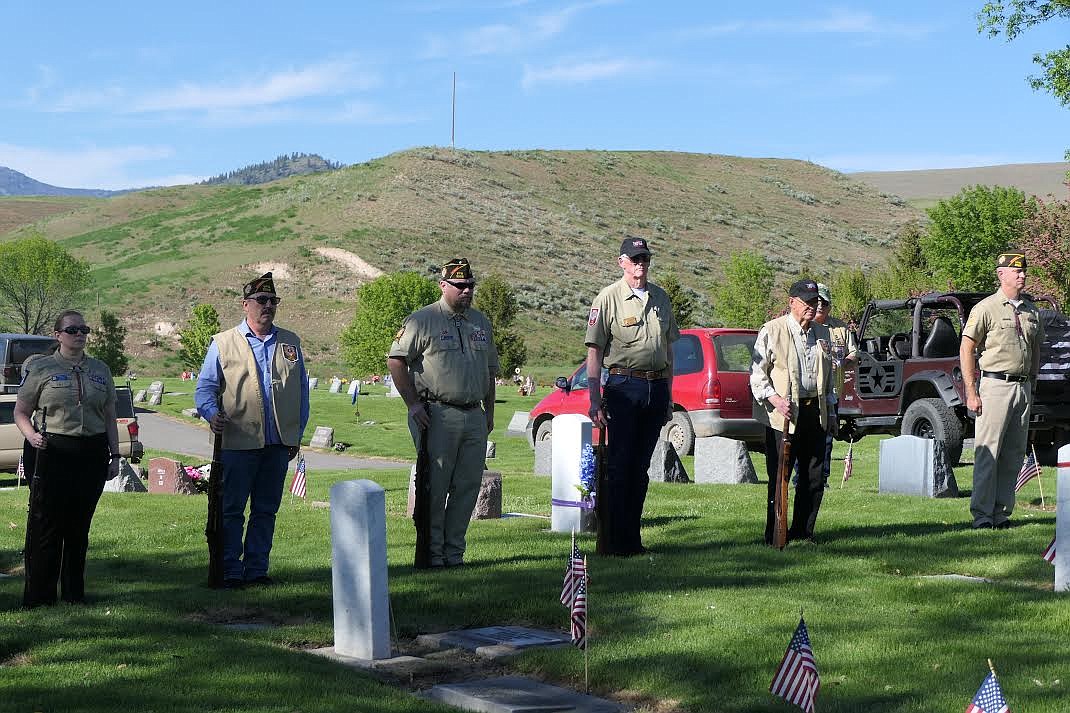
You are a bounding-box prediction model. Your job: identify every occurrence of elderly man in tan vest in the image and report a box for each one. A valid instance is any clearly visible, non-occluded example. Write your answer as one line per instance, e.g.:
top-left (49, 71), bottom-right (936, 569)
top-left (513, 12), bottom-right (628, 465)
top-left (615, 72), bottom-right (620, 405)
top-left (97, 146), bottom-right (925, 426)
top-left (751, 279), bottom-right (835, 545)
top-left (195, 272), bottom-right (310, 588)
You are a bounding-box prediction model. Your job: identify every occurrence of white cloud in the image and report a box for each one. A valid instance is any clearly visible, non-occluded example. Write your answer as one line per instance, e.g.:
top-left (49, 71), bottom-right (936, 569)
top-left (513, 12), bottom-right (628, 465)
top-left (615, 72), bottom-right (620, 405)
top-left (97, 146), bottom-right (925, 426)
top-left (522, 57), bottom-right (657, 88)
top-left (131, 60), bottom-right (379, 113)
top-left (0, 143), bottom-right (176, 190)
top-left (685, 9), bottom-right (934, 40)
top-left (189, 101), bottom-right (423, 128)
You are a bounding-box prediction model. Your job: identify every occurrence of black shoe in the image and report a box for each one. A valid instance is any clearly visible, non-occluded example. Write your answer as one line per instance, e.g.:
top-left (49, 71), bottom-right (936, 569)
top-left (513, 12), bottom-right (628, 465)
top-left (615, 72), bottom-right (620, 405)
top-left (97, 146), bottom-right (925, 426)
top-left (972, 521), bottom-right (994, 530)
top-left (223, 578), bottom-right (244, 590)
top-left (444, 561), bottom-right (464, 568)
top-left (994, 521), bottom-right (1012, 530)
top-left (245, 576), bottom-right (274, 586)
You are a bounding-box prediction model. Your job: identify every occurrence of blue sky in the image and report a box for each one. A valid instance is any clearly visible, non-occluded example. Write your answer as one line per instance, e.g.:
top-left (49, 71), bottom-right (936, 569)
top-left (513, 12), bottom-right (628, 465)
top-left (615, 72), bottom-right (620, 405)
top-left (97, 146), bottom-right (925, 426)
top-left (3, 1), bottom-right (1068, 190)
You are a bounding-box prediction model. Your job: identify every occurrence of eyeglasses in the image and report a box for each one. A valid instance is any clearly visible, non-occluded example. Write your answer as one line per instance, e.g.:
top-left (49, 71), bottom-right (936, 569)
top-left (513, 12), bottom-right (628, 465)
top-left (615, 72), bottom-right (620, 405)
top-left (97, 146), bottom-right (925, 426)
top-left (445, 281), bottom-right (476, 291)
top-left (627, 254), bottom-right (651, 264)
top-left (60, 325), bottom-right (92, 335)
top-left (248, 296), bottom-right (281, 306)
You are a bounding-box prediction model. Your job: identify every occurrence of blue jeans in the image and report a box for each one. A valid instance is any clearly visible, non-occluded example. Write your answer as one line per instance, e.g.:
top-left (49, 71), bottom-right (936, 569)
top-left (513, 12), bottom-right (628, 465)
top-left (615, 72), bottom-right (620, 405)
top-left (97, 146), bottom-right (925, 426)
top-left (221, 445), bottom-right (290, 580)
top-left (602, 374), bottom-right (671, 555)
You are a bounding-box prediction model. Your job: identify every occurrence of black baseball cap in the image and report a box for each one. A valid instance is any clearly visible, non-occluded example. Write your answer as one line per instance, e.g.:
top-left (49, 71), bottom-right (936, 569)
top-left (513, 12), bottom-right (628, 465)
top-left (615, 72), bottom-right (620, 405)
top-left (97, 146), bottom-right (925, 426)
top-left (789, 279), bottom-right (819, 302)
top-left (620, 236), bottom-right (652, 258)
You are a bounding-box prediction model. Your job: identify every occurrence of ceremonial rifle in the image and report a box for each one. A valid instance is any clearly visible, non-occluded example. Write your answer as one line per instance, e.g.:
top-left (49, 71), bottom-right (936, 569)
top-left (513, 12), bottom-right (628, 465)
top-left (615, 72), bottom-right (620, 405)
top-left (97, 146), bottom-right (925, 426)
top-left (23, 408), bottom-right (47, 604)
top-left (772, 428), bottom-right (792, 550)
top-left (206, 407), bottom-right (225, 588)
top-left (413, 402), bottom-right (433, 569)
top-left (594, 422), bottom-right (610, 555)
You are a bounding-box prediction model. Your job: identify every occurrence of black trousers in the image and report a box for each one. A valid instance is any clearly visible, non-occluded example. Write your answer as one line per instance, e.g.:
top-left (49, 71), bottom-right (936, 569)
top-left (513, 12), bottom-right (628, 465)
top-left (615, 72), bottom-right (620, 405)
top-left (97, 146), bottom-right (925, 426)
top-left (23, 433), bottom-right (108, 607)
top-left (764, 402), bottom-right (826, 544)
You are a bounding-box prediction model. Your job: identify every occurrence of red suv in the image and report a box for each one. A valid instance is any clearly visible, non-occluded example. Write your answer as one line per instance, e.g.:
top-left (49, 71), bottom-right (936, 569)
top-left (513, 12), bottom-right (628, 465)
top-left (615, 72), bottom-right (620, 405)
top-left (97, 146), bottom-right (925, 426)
top-left (526, 328), bottom-right (762, 455)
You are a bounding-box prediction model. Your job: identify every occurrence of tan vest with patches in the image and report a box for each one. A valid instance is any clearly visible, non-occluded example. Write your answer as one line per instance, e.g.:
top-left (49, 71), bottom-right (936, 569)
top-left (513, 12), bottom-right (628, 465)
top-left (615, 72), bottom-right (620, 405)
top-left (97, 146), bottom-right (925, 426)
top-left (214, 326), bottom-right (303, 449)
top-left (752, 316), bottom-right (832, 433)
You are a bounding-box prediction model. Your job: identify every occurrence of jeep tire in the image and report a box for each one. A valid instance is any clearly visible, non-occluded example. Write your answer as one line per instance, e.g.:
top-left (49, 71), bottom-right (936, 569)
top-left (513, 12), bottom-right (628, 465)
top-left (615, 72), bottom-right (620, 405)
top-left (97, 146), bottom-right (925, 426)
top-left (902, 397), bottom-right (963, 467)
top-left (661, 410), bottom-right (695, 457)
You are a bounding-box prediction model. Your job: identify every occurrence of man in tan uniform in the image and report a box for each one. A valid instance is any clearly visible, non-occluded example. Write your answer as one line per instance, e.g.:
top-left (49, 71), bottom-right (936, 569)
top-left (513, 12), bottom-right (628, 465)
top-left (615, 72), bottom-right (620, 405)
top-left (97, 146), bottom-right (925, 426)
top-left (586, 236), bottom-right (679, 556)
top-left (750, 279), bottom-right (835, 545)
top-left (960, 252), bottom-right (1045, 529)
top-left (388, 258), bottom-right (498, 568)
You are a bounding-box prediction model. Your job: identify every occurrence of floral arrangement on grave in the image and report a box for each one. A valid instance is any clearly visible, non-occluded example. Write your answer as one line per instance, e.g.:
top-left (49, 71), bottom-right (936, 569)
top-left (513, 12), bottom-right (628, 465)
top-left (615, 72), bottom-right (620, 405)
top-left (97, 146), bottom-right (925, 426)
top-left (576, 443), bottom-right (597, 508)
top-left (184, 464), bottom-right (212, 493)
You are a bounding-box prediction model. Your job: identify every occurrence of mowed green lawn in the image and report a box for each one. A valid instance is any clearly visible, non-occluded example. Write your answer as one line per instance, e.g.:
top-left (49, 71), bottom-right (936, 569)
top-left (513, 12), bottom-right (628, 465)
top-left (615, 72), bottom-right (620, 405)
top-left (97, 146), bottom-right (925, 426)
top-left (0, 386), bottom-right (1065, 713)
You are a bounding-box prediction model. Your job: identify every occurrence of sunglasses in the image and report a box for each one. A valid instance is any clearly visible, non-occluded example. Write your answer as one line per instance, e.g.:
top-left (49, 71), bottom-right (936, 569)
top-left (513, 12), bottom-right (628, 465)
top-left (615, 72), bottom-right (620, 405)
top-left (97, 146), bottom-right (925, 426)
top-left (60, 325), bottom-right (92, 335)
top-left (627, 254), bottom-right (651, 264)
top-left (446, 281), bottom-right (476, 291)
top-left (248, 296), bottom-right (281, 306)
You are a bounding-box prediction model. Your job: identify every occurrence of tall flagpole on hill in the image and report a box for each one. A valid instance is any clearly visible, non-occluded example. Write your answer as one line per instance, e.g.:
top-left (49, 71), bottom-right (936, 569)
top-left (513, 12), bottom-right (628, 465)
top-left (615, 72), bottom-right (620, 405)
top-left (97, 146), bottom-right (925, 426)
top-left (451, 72), bottom-right (456, 150)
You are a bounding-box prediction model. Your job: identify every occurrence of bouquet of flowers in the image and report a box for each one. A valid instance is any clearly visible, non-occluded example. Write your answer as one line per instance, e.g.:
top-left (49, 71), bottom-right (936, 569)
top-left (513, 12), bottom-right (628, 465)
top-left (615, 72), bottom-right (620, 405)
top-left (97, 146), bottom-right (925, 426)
top-left (185, 464), bottom-right (212, 493)
top-left (576, 443), bottom-right (597, 508)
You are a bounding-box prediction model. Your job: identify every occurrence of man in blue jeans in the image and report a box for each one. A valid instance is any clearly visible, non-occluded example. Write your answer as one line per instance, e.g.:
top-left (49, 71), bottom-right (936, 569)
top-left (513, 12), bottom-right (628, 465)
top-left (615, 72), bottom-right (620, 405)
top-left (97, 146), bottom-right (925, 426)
top-left (585, 237), bottom-right (679, 556)
top-left (195, 272), bottom-right (310, 588)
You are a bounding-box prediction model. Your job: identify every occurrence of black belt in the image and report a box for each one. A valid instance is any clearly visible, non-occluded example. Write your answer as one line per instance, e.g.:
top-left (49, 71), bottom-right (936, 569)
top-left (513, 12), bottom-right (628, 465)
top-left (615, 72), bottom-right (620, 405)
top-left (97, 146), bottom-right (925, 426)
top-left (981, 370), bottom-right (1029, 383)
top-left (798, 397), bottom-right (819, 407)
top-left (429, 400), bottom-right (481, 410)
top-left (608, 367), bottom-right (668, 380)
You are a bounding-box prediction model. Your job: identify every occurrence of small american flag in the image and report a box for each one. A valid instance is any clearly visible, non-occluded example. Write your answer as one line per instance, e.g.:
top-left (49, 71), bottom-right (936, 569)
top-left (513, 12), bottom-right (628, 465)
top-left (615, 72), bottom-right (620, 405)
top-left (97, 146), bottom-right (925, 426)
top-left (966, 671), bottom-right (1010, 713)
top-left (770, 617), bottom-right (820, 713)
top-left (16, 454), bottom-right (24, 486)
top-left (841, 438), bottom-right (854, 486)
top-left (570, 575), bottom-right (587, 649)
top-left (1042, 537), bottom-right (1056, 564)
top-left (1014, 450), bottom-right (1042, 493)
top-left (289, 455), bottom-right (307, 498)
top-left (560, 532), bottom-right (585, 607)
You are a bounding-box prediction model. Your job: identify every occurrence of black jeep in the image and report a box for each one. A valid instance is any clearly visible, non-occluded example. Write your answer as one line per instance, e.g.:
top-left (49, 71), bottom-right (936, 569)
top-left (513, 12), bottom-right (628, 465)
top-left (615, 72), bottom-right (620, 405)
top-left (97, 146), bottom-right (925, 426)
top-left (838, 292), bottom-right (1070, 466)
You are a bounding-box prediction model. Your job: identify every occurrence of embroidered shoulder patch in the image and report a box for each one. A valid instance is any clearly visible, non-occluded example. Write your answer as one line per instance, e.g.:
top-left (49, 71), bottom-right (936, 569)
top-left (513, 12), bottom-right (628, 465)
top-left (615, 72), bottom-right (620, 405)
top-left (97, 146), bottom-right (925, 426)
top-left (281, 344), bottom-right (299, 363)
top-left (588, 307), bottom-right (600, 327)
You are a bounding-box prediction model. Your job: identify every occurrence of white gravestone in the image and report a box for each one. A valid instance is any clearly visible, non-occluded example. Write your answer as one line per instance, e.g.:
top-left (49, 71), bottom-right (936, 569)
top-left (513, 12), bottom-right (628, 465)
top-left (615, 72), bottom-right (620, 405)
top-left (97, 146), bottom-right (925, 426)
top-left (506, 411), bottom-right (531, 439)
top-left (550, 414), bottom-right (595, 533)
top-left (133, 389), bottom-right (147, 403)
top-left (878, 435), bottom-right (958, 497)
top-left (148, 392), bottom-right (162, 406)
top-left (485, 440), bottom-right (496, 459)
top-left (148, 381), bottom-right (164, 395)
top-left (534, 441), bottom-right (552, 476)
top-left (694, 436), bottom-right (757, 484)
top-left (347, 381), bottom-right (359, 396)
top-left (308, 377), bottom-right (319, 390)
top-left (1056, 445), bottom-right (1070, 592)
top-left (330, 479), bottom-right (391, 660)
top-left (387, 379), bottom-right (401, 398)
top-left (329, 378), bottom-right (342, 394)
top-left (310, 426), bottom-right (334, 449)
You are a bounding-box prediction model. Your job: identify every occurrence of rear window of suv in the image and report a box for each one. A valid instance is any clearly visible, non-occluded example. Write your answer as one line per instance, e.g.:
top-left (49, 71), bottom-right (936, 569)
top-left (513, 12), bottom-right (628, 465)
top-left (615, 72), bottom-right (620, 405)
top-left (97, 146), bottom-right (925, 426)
top-left (673, 334), bottom-right (704, 376)
top-left (713, 333), bottom-right (756, 372)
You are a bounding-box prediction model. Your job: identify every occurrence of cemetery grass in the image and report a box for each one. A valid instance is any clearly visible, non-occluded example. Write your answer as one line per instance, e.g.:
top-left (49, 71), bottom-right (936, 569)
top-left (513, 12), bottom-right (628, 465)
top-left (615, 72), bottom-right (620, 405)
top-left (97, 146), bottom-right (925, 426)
top-left (0, 391), bottom-right (1065, 712)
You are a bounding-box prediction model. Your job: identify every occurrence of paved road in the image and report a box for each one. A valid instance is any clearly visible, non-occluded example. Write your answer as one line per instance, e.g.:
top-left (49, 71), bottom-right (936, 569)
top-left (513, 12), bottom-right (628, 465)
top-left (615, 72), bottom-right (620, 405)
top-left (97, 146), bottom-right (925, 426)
top-left (137, 410), bottom-right (408, 471)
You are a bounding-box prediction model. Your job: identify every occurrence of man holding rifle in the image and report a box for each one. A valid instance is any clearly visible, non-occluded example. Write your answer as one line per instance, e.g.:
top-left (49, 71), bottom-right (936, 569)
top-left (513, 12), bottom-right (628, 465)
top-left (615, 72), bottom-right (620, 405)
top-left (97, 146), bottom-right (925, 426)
top-left (585, 237), bottom-right (679, 557)
top-left (388, 258), bottom-right (498, 569)
top-left (195, 272), bottom-right (309, 589)
top-left (751, 279), bottom-right (835, 546)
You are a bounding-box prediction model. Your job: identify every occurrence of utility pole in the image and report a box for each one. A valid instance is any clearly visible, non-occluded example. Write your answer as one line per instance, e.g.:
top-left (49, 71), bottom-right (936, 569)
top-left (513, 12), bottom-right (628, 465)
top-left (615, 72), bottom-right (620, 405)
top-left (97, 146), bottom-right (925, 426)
top-left (451, 71), bottom-right (456, 150)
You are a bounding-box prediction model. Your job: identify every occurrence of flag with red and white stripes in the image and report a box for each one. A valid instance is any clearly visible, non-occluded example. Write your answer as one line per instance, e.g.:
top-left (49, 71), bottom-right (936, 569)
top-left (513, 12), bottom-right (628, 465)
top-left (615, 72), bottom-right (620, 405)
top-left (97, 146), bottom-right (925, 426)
top-left (1042, 536), bottom-right (1056, 564)
top-left (841, 438), bottom-right (854, 486)
top-left (770, 617), bottom-right (820, 713)
top-left (560, 532), bottom-right (585, 607)
top-left (570, 575), bottom-right (587, 650)
top-left (1014, 450), bottom-right (1042, 493)
top-left (289, 455), bottom-right (307, 498)
top-left (16, 454), bottom-right (24, 486)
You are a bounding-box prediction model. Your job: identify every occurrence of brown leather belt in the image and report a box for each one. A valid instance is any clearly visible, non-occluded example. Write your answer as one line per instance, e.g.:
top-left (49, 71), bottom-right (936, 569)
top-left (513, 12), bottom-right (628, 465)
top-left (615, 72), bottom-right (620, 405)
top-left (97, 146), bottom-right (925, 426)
top-left (981, 370), bottom-right (1028, 383)
top-left (429, 400), bottom-right (481, 410)
top-left (608, 367), bottom-right (668, 380)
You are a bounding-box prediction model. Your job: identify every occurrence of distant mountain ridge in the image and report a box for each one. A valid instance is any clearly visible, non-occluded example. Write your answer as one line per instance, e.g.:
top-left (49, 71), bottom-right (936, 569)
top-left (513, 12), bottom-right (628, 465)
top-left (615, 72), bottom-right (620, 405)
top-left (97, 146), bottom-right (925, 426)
top-left (201, 152), bottom-right (343, 186)
top-left (853, 162), bottom-right (1070, 202)
top-left (0, 166), bottom-right (120, 197)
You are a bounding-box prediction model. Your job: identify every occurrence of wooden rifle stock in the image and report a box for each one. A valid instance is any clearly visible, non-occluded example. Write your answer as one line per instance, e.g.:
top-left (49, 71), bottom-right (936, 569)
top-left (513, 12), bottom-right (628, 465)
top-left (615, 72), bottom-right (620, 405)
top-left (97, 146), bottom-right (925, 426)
top-left (772, 431), bottom-right (792, 550)
top-left (595, 423), bottom-right (610, 555)
top-left (206, 415), bottom-right (225, 588)
top-left (413, 403), bottom-right (433, 569)
top-left (22, 408), bottom-right (47, 605)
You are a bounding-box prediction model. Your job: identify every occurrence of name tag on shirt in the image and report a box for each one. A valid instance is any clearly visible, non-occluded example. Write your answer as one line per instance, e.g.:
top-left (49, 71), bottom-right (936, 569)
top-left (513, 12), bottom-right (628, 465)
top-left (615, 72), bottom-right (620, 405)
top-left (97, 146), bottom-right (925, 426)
top-left (622, 317), bottom-right (638, 327)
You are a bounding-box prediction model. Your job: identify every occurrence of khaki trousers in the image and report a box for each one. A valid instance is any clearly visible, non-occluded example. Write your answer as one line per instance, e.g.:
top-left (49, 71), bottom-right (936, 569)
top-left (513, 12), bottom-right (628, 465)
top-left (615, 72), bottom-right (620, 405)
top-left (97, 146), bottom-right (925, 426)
top-left (970, 378), bottom-right (1031, 526)
top-left (409, 402), bottom-right (487, 565)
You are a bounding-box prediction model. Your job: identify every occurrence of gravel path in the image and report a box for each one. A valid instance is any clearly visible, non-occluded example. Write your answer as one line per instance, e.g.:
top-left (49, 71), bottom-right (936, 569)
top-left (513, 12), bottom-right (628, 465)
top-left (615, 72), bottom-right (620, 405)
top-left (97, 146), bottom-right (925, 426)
top-left (137, 410), bottom-right (408, 471)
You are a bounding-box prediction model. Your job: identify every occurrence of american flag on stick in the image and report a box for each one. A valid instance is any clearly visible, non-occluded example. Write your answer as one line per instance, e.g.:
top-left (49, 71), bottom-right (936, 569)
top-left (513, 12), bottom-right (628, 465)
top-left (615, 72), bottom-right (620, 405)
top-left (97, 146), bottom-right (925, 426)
top-left (289, 454), bottom-right (307, 499)
top-left (1014, 448), bottom-right (1042, 493)
top-left (570, 575), bottom-right (587, 650)
top-left (770, 617), bottom-right (820, 713)
top-left (560, 531), bottom-right (585, 607)
top-left (15, 454), bottom-right (24, 489)
top-left (1042, 536), bottom-right (1056, 564)
top-left (966, 670), bottom-right (1010, 713)
top-left (840, 438), bottom-right (854, 488)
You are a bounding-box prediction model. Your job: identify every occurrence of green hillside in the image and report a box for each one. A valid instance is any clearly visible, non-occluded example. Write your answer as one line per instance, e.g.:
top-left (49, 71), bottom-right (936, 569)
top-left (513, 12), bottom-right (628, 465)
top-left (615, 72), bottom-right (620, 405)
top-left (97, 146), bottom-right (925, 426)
top-left (2, 148), bottom-right (920, 375)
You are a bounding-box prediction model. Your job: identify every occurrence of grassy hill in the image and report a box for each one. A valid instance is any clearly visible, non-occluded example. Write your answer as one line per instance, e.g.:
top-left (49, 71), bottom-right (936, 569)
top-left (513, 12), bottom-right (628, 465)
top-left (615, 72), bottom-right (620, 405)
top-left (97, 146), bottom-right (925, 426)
top-left (1, 148), bottom-right (918, 375)
top-left (853, 161), bottom-right (1070, 208)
